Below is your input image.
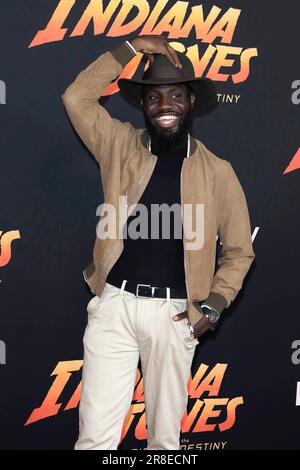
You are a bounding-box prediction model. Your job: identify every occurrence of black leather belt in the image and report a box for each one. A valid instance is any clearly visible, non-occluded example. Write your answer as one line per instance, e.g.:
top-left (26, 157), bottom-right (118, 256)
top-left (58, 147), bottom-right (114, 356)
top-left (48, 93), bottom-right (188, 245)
top-left (109, 280), bottom-right (188, 299)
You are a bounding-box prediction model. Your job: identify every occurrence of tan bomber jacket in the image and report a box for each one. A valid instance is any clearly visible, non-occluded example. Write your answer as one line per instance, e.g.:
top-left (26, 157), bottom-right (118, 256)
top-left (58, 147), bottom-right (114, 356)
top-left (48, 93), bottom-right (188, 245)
top-left (61, 41), bottom-right (255, 328)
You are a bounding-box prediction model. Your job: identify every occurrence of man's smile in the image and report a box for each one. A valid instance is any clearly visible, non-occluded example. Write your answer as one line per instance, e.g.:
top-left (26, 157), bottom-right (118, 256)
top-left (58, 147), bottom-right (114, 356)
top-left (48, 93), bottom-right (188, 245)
top-left (153, 113), bottom-right (181, 129)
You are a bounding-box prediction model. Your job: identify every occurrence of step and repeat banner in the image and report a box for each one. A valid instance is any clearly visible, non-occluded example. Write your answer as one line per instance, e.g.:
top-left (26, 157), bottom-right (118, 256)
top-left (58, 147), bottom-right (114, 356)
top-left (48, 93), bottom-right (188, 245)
top-left (0, 0), bottom-right (299, 450)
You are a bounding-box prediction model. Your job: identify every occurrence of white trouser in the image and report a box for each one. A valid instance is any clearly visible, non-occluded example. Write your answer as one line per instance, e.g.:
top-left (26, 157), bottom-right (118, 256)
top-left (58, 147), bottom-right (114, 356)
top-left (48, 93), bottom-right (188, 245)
top-left (75, 281), bottom-right (198, 450)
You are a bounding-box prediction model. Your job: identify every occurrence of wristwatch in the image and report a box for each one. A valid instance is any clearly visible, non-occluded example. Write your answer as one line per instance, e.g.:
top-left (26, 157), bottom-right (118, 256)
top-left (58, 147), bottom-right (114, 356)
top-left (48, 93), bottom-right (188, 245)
top-left (200, 303), bottom-right (220, 330)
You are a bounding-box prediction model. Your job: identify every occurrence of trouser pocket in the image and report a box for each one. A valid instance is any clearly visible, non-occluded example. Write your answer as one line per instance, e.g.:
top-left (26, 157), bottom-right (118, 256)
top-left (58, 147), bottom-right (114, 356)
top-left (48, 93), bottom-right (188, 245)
top-left (168, 300), bottom-right (199, 347)
top-left (86, 295), bottom-right (102, 315)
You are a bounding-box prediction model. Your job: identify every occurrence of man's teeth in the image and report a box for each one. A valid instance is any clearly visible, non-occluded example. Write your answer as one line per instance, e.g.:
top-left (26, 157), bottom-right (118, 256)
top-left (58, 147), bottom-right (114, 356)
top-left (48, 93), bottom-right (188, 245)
top-left (156, 115), bottom-right (178, 121)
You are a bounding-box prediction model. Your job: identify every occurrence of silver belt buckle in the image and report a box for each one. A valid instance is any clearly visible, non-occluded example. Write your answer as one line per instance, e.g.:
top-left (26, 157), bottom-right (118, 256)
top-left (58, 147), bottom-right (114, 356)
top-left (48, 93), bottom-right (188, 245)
top-left (136, 284), bottom-right (157, 299)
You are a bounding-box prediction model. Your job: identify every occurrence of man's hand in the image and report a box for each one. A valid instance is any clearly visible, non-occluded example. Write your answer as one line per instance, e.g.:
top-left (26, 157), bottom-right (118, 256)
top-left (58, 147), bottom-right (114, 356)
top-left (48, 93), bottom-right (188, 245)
top-left (130, 35), bottom-right (182, 69)
top-left (172, 310), bottom-right (212, 339)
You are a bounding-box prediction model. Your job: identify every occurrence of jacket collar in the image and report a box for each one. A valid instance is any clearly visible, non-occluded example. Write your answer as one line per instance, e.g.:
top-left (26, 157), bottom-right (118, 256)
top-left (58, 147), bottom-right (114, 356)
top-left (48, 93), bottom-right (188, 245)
top-left (140, 129), bottom-right (197, 157)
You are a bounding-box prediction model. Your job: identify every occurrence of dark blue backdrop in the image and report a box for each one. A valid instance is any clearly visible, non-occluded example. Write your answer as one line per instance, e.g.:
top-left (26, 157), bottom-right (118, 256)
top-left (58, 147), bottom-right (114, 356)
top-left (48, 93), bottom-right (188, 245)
top-left (0, 0), bottom-right (299, 450)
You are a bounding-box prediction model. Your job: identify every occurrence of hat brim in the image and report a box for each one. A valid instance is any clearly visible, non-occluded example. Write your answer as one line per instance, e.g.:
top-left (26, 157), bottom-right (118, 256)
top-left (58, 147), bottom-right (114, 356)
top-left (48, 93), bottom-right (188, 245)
top-left (118, 76), bottom-right (218, 117)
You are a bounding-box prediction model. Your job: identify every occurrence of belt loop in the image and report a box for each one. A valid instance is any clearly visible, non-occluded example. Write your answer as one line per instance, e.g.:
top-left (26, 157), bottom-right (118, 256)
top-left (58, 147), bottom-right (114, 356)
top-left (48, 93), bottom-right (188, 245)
top-left (120, 279), bottom-right (127, 295)
top-left (151, 286), bottom-right (156, 298)
top-left (166, 287), bottom-right (171, 303)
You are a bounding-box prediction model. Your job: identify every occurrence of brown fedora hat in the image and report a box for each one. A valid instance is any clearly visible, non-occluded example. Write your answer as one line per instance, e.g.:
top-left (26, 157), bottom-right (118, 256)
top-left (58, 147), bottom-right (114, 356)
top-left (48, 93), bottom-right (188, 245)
top-left (118, 50), bottom-right (218, 117)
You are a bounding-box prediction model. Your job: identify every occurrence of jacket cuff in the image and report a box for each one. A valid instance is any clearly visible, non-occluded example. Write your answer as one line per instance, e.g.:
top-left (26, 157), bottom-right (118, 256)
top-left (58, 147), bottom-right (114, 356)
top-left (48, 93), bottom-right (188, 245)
top-left (110, 42), bottom-right (136, 68)
top-left (193, 292), bottom-right (228, 315)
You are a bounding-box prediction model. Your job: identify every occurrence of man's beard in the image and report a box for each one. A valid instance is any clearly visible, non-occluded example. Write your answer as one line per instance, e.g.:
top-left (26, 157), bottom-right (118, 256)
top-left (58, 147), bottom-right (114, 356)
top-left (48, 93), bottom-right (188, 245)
top-left (143, 108), bottom-right (193, 154)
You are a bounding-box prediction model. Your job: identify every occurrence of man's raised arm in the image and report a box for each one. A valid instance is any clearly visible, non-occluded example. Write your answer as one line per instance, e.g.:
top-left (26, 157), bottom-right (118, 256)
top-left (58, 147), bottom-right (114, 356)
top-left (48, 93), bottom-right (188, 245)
top-left (61, 41), bottom-right (138, 166)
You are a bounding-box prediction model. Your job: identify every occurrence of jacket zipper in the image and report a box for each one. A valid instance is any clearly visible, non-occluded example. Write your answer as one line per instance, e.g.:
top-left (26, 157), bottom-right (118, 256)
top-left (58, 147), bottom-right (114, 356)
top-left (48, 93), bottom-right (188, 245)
top-left (180, 158), bottom-right (190, 303)
top-left (99, 154), bottom-right (155, 281)
top-left (127, 155), bottom-right (155, 209)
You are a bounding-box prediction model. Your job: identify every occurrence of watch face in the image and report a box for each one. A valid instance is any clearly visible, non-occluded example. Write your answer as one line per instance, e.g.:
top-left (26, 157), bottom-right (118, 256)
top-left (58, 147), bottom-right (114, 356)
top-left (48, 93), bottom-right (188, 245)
top-left (203, 307), bottom-right (219, 324)
top-left (209, 311), bottom-right (219, 324)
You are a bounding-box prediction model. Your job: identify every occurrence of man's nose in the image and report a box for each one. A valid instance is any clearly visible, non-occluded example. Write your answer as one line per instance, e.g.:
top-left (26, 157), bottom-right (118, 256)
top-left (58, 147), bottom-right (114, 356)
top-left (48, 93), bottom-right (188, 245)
top-left (157, 94), bottom-right (173, 109)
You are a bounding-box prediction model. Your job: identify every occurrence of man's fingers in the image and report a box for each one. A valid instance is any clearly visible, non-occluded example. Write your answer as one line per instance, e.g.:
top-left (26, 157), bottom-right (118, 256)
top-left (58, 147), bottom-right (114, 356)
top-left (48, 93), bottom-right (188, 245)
top-left (163, 49), bottom-right (177, 68)
top-left (160, 44), bottom-right (179, 69)
top-left (173, 311), bottom-right (188, 321)
top-left (141, 39), bottom-right (181, 68)
top-left (166, 44), bottom-right (182, 68)
top-left (145, 53), bottom-right (154, 65)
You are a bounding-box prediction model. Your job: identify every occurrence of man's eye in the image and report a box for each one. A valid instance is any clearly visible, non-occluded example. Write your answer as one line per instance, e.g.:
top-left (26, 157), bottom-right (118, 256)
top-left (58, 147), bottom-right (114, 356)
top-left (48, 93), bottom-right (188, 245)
top-left (147, 93), bottom-right (181, 100)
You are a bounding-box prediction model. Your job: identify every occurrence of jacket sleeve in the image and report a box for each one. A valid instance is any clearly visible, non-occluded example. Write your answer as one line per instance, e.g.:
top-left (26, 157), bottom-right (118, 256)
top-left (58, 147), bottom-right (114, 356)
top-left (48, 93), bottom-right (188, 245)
top-left (195, 161), bottom-right (255, 315)
top-left (61, 42), bottom-right (137, 171)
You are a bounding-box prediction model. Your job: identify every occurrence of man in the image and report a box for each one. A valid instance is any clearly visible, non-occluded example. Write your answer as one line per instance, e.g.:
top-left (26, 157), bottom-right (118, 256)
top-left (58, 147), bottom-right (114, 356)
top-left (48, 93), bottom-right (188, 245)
top-left (62, 35), bottom-right (255, 450)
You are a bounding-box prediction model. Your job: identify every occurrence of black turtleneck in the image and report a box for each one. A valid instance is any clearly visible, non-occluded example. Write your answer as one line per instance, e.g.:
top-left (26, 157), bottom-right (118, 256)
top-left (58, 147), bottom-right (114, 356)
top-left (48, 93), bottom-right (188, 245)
top-left (106, 139), bottom-right (187, 292)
